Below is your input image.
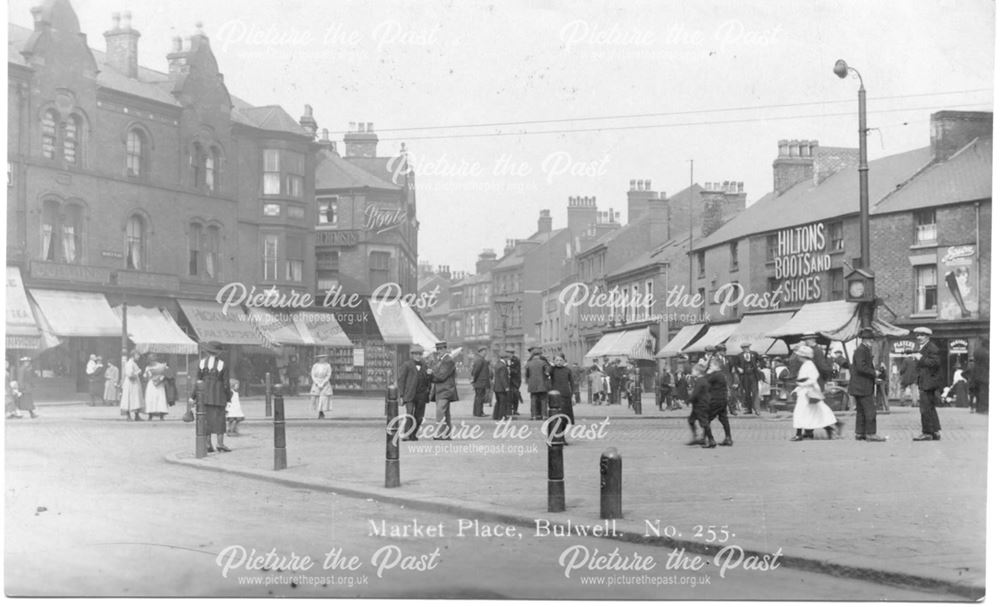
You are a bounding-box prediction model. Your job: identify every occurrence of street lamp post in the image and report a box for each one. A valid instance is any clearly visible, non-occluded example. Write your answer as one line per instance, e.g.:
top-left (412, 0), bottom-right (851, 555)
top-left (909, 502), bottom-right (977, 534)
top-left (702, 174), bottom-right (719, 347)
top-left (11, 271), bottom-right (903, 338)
top-left (834, 59), bottom-right (873, 329)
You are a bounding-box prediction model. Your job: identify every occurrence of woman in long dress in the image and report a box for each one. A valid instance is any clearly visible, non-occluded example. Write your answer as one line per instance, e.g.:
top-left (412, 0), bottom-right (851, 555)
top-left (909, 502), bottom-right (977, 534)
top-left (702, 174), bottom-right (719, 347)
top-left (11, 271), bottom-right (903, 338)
top-left (790, 345), bottom-right (841, 441)
top-left (103, 360), bottom-right (120, 406)
top-left (120, 350), bottom-right (144, 421)
top-left (310, 353), bottom-right (334, 419)
top-left (143, 354), bottom-right (169, 421)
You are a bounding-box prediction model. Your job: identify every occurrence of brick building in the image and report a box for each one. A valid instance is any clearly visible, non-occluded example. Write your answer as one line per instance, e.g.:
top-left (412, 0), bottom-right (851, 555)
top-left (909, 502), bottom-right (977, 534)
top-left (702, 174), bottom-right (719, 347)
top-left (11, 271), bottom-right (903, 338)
top-left (6, 0), bottom-right (317, 394)
top-left (688, 111), bottom-right (991, 381)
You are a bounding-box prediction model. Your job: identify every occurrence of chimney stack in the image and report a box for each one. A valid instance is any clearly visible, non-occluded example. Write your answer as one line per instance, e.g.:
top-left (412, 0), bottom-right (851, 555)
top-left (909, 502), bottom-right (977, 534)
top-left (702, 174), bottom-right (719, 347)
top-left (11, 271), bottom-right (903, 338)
top-left (627, 178), bottom-right (656, 224)
top-left (299, 105), bottom-right (318, 138)
top-left (537, 209), bottom-right (552, 234)
top-left (772, 139), bottom-right (819, 195)
top-left (930, 111), bottom-right (993, 161)
top-left (344, 121), bottom-right (378, 158)
top-left (104, 10), bottom-right (141, 78)
top-left (567, 195), bottom-right (598, 235)
top-left (476, 249), bottom-right (499, 274)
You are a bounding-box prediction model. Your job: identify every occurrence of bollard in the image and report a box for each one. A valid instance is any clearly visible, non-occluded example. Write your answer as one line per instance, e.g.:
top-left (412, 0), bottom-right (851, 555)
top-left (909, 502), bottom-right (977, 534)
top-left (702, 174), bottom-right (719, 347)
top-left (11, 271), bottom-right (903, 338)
top-left (264, 371), bottom-right (273, 418)
top-left (273, 384), bottom-right (287, 471)
top-left (632, 385), bottom-right (642, 415)
top-left (194, 380), bottom-right (207, 459)
top-left (600, 448), bottom-right (623, 519)
top-left (546, 389), bottom-right (565, 512)
top-left (385, 385), bottom-right (401, 488)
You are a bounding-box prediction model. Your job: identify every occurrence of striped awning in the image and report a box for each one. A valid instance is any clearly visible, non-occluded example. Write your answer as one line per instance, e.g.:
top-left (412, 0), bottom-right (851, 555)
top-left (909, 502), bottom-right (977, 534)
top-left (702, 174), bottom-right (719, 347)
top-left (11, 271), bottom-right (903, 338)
top-left (681, 323), bottom-right (739, 354)
top-left (29, 289), bottom-right (120, 337)
top-left (369, 300), bottom-right (439, 351)
top-left (177, 299), bottom-right (267, 346)
top-left (113, 305), bottom-right (198, 355)
top-left (584, 328), bottom-right (656, 361)
top-left (655, 323), bottom-right (705, 358)
top-left (247, 307), bottom-right (308, 346)
top-left (5, 267), bottom-right (43, 350)
top-left (291, 311), bottom-right (352, 347)
top-left (724, 311), bottom-right (795, 356)
top-left (766, 300), bottom-right (909, 341)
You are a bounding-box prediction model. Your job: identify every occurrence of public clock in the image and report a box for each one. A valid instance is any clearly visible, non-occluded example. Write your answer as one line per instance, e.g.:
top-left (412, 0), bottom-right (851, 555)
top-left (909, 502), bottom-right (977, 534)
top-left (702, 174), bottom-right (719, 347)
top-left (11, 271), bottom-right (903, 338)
top-left (845, 268), bottom-right (875, 302)
top-left (848, 281), bottom-right (866, 298)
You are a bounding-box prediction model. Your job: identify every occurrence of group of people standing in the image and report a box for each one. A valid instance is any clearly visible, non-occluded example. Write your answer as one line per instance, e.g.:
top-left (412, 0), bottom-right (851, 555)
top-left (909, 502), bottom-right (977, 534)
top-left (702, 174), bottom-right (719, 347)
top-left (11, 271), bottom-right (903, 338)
top-left (117, 350), bottom-right (178, 421)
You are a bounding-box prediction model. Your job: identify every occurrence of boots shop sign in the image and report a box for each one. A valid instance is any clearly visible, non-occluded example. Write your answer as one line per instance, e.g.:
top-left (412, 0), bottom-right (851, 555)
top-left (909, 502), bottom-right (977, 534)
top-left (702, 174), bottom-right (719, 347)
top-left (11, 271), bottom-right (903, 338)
top-left (772, 222), bottom-right (832, 305)
top-left (364, 204), bottom-right (407, 235)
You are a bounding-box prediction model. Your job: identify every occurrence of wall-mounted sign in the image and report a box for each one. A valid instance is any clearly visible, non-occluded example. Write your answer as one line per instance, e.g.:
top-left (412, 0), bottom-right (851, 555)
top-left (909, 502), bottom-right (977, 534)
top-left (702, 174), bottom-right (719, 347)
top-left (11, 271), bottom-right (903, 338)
top-left (316, 230), bottom-right (359, 247)
top-left (938, 244), bottom-right (978, 320)
top-left (364, 204), bottom-right (407, 235)
top-left (891, 339), bottom-right (917, 355)
top-left (30, 260), bottom-right (111, 285)
top-left (772, 222), bottom-right (832, 305)
top-left (949, 339), bottom-right (969, 354)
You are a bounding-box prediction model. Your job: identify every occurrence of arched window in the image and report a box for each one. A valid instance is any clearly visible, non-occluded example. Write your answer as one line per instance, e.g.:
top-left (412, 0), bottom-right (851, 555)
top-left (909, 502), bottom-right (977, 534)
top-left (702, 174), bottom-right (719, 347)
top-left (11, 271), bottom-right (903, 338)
top-left (206, 147), bottom-right (221, 193)
top-left (126, 129), bottom-right (145, 176)
top-left (192, 143), bottom-right (205, 188)
top-left (125, 215), bottom-right (145, 270)
top-left (63, 115), bottom-right (81, 165)
top-left (41, 200), bottom-right (59, 260)
top-left (188, 222), bottom-right (202, 276)
top-left (205, 226), bottom-right (220, 279)
top-left (41, 111), bottom-right (58, 159)
top-left (62, 205), bottom-right (82, 263)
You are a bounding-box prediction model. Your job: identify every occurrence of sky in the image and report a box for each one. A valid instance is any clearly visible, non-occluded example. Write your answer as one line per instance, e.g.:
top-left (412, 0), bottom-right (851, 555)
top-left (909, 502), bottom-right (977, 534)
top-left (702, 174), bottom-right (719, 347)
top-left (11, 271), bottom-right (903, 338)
top-left (7, 0), bottom-right (995, 274)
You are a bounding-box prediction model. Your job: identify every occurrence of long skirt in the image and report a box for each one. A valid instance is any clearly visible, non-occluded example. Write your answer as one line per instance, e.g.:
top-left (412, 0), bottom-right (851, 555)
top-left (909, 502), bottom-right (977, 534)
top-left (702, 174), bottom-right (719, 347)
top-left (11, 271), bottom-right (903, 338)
top-left (144, 381), bottom-right (169, 415)
top-left (205, 404), bottom-right (226, 434)
top-left (314, 394), bottom-right (333, 413)
top-left (103, 380), bottom-right (119, 402)
top-left (120, 378), bottom-right (143, 414)
top-left (792, 395), bottom-right (837, 430)
top-left (88, 378), bottom-right (104, 398)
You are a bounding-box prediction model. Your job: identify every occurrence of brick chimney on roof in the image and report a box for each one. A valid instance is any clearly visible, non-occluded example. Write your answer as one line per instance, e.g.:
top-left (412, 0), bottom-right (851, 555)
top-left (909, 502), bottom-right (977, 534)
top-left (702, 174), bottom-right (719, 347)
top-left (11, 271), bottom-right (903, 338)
top-left (931, 111), bottom-right (992, 161)
top-left (104, 11), bottom-right (140, 78)
top-left (537, 209), bottom-right (552, 234)
top-left (344, 121), bottom-right (378, 158)
top-left (476, 249), bottom-right (498, 274)
top-left (299, 105), bottom-right (318, 138)
top-left (566, 195), bottom-right (598, 235)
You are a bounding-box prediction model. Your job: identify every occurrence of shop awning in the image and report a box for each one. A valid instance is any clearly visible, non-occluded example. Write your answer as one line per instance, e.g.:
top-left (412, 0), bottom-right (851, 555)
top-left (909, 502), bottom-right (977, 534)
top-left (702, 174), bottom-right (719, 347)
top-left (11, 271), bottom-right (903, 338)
top-left (765, 300), bottom-right (909, 342)
top-left (724, 311), bottom-right (795, 356)
top-left (655, 323), bottom-right (705, 358)
top-left (584, 328), bottom-right (656, 361)
top-left (246, 307), bottom-right (308, 346)
top-left (291, 311), bottom-right (353, 347)
top-left (6, 267), bottom-right (43, 349)
top-left (681, 322), bottom-right (739, 354)
top-left (112, 305), bottom-right (197, 355)
top-left (370, 300), bottom-right (439, 351)
top-left (28, 289), bottom-right (120, 337)
top-left (177, 299), bottom-right (267, 346)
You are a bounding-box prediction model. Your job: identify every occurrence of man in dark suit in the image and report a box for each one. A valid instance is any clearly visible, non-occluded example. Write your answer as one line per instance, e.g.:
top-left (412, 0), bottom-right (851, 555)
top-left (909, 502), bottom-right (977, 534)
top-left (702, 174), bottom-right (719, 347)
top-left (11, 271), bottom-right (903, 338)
top-left (470, 346), bottom-right (490, 417)
top-left (850, 329), bottom-right (885, 441)
top-left (912, 327), bottom-right (945, 440)
top-left (733, 342), bottom-right (762, 415)
top-left (508, 348), bottom-right (522, 415)
top-left (492, 350), bottom-right (510, 421)
top-left (398, 344), bottom-right (429, 440)
top-left (525, 347), bottom-right (551, 420)
top-left (430, 341), bottom-right (457, 440)
top-left (607, 359), bottom-right (622, 404)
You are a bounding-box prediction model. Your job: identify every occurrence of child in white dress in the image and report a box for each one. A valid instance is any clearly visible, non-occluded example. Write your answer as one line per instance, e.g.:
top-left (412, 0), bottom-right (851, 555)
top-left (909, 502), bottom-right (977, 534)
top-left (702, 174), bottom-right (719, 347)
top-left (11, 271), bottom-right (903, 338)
top-left (226, 379), bottom-right (244, 436)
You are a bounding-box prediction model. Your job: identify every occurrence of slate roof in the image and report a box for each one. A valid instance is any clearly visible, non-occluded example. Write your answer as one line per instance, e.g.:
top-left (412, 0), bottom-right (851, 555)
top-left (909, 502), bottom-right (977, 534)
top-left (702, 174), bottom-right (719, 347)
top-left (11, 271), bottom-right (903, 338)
top-left (606, 237), bottom-right (699, 279)
top-left (492, 229), bottom-right (562, 271)
top-left (693, 147), bottom-right (934, 251)
top-left (873, 137), bottom-right (992, 213)
top-left (9, 22), bottom-right (308, 137)
top-left (315, 149), bottom-right (402, 191)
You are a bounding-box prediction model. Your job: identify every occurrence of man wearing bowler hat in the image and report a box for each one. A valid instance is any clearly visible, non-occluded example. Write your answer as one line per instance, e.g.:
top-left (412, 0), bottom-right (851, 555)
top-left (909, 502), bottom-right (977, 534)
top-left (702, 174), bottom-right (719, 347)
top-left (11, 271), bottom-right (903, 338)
top-left (470, 345), bottom-right (490, 417)
top-left (398, 344), bottom-right (429, 440)
top-left (850, 329), bottom-right (886, 441)
top-left (430, 341), bottom-right (457, 440)
top-left (912, 327), bottom-right (945, 440)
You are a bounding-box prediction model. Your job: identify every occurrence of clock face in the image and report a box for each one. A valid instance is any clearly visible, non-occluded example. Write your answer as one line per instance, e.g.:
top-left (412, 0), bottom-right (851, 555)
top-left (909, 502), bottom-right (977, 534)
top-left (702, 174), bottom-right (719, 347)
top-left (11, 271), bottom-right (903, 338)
top-left (849, 281), bottom-right (865, 297)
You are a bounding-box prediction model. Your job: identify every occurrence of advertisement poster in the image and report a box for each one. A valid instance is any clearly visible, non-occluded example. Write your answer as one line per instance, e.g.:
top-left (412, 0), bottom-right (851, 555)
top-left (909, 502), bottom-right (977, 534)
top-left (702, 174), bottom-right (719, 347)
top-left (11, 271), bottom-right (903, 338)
top-left (937, 244), bottom-right (979, 320)
top-left (3, 0), bottom-right (992, 603)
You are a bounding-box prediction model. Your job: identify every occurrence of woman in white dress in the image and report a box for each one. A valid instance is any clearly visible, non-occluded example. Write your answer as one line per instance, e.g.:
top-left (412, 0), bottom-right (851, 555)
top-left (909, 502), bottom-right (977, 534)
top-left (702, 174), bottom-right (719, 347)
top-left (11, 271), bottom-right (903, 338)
top-left (790, 345), bottom-right (842, 441)
top-left (143, 353), bottom-right (169, 421)
top-left (103, 360), bottom-right (120, 406)
top-left (120, 350), bottom-right (144, 421)
top-left (310, 353), bottom-right (334, 419)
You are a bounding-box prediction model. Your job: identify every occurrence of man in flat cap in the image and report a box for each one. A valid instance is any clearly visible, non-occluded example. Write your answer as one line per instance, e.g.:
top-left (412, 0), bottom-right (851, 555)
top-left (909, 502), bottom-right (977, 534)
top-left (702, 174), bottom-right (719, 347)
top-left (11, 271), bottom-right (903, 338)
top-left (430, 341), bottom-right (457, 439)
top-left (733, 341), bottom-right (762, 415)
top-left (398, 344), bottom-right (430, 440)
top-left (470, 345), bottom-right (490, 417)
top-left (912, 327), bottom-right (945, 440)
top-left (525, 346), bottom-right (551, 420)
top-left (508, 347), bottom-right (523, 415)
top-left (850, 329), bottom-right (885, 441)
top-left (492, 348), bottom-right (511, 421)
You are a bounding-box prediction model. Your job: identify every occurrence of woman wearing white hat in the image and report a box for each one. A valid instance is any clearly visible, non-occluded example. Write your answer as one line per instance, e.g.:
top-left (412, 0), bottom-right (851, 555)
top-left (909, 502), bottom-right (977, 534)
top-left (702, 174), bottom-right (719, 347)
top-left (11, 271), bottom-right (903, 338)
top-left (790, 344), bottom-right (842, 441)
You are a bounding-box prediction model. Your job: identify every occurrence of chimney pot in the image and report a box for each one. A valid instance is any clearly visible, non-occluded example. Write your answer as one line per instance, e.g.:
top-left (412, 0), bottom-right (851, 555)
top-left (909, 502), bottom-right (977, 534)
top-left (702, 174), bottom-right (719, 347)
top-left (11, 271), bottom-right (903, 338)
top-left (172, 35), bottom-right (182, 52)
top-left (122, 11), bottom-right (132, 29)
top-left (112, 11), bottom-right (121, 28)
top-left (644, 179), bottom-right (652, 191)
top-left (348, 121), bottom-right (356, 132)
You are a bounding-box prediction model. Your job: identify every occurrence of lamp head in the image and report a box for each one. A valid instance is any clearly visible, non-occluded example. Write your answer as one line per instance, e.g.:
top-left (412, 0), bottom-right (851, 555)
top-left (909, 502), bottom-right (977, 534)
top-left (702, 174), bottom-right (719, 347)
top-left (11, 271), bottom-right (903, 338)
top-left (833, 59), bottom-right (849, 79)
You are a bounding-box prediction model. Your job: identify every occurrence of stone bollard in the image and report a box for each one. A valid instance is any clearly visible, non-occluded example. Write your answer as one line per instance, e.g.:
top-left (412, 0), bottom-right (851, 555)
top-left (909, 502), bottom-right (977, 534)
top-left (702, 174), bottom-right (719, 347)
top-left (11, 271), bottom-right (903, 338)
top-left (273, 384), bottom-right (287, 471)
top-left (546, 389), bottom-right (566, 512)
top-left (385, 385), bottom-right (401, 488)
top-left (600, 448), bottom-right (622, 519)
top-left (194, 380), bottom-right (207, 459)
top-left (264, 371), bottom-right (273, 418)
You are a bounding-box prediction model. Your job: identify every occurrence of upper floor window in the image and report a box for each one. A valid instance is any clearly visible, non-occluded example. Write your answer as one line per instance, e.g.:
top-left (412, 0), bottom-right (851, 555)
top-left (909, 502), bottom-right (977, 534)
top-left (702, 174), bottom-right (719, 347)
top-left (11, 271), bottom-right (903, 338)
top-left (729, 242), bottom-right (739, 271)
top-left (205, 148), bottom-right (218, 193)
top-left (369, 251), bottom-right (391, 287)
top-left (285, 236), bottom-right (304, 282)
top-left (125, 215), bottom-right (145, 270)
top-left (697, 251), bottom-right (706, 278)
top-left (829, 268), bottom-right (844, 300)
top-left (126, 129), bottom-right (145, 177)
top-left (205, 226), bottom-right (220, 279)
top-left (188, 223), bottom-right (202, 276)
top-left (262, 149), bottom-right (305, 198)
top-left (914, 210), bottom-right (937, 244)
top-left (40, 200), bottom-right (83, 264)
top-left (41, 111), bottom-right (84, 165)
top-left (192, 143), bottom-right (205, 188)
top-left (316, 249), bottom-right (340, 292)
top-left (262, 235), bottom-right (279, 281)
top-left (318, 197), bottom-right (338, 225)
top-left (828, 221), bottom-right (844, 251)
top-left (766, 234), bottom-right (778, 262)
top-left (915, 265), bottom-right (937, 313)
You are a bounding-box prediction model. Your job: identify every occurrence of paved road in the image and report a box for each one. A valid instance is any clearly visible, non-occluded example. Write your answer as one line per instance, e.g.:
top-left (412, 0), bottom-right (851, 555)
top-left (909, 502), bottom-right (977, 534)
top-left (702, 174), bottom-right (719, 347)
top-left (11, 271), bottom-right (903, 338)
top-left (4, 406), bottom-right (984, 599)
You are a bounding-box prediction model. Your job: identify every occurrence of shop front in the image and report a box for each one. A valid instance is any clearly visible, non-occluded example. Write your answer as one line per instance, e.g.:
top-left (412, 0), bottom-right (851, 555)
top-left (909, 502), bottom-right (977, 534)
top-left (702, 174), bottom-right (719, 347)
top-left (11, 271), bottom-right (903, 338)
top-left (5, 267), bottom-right (45, 356)
top-left (176, 299), bottom-right (271, 396)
